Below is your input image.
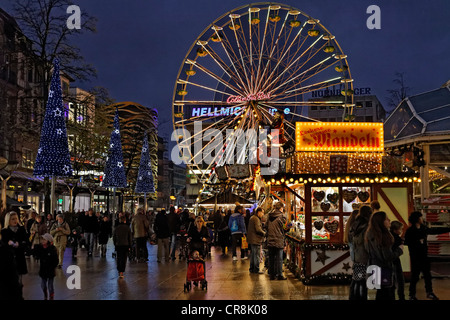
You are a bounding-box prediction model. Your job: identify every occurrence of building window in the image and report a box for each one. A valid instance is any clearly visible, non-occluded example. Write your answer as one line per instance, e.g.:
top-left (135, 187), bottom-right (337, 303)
top-left (366, 101), bottom-right (373, 108)
top-left (365, 116), bottom-right (373, 122)
top-left (22, 148), bottom-right (34, 169)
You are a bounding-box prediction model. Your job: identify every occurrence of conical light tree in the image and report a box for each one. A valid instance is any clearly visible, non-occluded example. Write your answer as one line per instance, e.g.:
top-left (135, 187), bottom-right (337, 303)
top-left (33, 58), bottom-right (73, 178)
top-left (135, 131), bottom-right (155, 211)
top-left (135, 131), bottom-right (155, 194)
top-left (102, 108), bottom-right (127, 189)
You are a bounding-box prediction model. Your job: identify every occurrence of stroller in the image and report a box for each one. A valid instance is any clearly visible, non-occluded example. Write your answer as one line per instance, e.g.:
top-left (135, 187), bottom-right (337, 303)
top-left (183, 242), bottom-right (208, 292)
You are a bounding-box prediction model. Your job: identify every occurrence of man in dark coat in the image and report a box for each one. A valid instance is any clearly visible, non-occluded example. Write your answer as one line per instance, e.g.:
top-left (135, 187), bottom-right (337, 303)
top-left (167, 206), bottom-right (180, 260)
top-left (154, 210), bottom-right (170, 262)
top-left (266, 202), bottom-right (287, 280)
top-left (405, 211), bottom-right (450, 300)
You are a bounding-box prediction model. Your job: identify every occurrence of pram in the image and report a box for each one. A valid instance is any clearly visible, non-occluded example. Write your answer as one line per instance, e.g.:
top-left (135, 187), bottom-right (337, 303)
top-left (183, 242), bottom-right (208, 292)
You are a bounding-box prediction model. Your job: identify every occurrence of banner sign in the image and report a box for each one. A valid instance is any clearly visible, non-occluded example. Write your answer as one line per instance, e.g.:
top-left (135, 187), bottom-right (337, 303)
top-left (295, 122), bottom-right (384, 152)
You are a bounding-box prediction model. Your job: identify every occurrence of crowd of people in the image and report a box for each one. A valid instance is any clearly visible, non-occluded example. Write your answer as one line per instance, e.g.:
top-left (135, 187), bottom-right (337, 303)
top-left (0, 198), bottom-right (449, 301)
top-left (346, 200), bottom-right (450, 301)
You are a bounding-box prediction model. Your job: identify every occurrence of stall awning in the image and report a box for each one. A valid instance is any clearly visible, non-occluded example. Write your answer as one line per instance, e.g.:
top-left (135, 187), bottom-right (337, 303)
top-left (6, 196), bottom-right (31, 209)
top-left (199, 191), bottom-right (253, 205)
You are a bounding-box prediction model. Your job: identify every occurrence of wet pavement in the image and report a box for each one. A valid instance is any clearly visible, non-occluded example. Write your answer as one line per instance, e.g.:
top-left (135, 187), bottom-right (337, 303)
top-left (20, 241), bottom-right (450, 301)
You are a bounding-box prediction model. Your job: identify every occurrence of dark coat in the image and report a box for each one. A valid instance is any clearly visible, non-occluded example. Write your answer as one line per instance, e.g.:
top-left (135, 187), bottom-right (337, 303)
top-left (348, 216), bottom-right (370, 264)
top-left (154, 212), bottom-right (170, 238)
top-left (247, 215), bottom-right (266, 245)
top-left (83, 215), bottom-right (99, 233)
top-left (167, 212), bottom-right (180, 234)
top-left (0, 241), bottom-right (23, 300)
top-left (34, 244), bottom-right (59, 278)
top-left (365, 230), bottom-right (402, 269)
top-left (1, 226), bottom-right (28, 275)
top-left (113, 223), bottom-right (132, 247)
top-left (266, 210), bottom-right (286, 249)
top-left (404, 224), bottom-right (450, 259)
top-left (98, 220), bottom-right (112, 244)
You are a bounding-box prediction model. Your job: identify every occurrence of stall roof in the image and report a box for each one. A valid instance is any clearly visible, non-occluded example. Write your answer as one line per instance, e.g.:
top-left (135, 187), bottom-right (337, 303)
top-left (384, 82), bottom-right (450, 144)
top-left (199, 191), bottom-right (253, 205)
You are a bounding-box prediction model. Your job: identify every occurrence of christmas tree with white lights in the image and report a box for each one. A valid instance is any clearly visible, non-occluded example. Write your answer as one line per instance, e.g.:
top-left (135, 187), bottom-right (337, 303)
top-left (33, 58), bottom-right (73, 178)
top-left (102, 108), bottom-right (127, 188)
top-left (135, 130), bottom-right (155, 194)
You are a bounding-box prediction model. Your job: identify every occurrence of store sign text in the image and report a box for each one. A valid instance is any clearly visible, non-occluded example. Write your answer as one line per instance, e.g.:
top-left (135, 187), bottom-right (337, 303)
top-left (295, 122), bottom-right (384, 152)
top-left (226, 92), bottom-right (271, 103)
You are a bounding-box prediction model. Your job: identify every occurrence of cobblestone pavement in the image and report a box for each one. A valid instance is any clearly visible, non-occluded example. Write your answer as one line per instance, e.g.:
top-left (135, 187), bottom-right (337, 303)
top-left (20, 241), bottom-right (450, 301)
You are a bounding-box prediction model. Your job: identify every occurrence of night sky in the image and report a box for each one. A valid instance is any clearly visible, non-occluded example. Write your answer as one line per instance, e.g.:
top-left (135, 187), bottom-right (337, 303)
top-left (3, 0), bottom-right (450, 141)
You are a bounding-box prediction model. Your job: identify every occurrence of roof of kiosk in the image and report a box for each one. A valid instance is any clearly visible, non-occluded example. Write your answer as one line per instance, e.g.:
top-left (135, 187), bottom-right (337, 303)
top-left (384, 82), bottom-right (450, 144)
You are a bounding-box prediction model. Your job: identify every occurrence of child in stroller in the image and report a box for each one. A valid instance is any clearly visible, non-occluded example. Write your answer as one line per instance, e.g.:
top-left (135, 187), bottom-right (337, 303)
top-left (184, 216), bottom-right (209, 292)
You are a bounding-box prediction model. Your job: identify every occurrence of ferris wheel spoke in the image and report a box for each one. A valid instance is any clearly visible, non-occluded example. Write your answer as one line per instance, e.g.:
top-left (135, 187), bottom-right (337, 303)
top-left (276, 58), bottom-right (342, 97)
top-left (257, 22), bottom-right (308, 93)
top-left (178, 79), bottom-right (237, 97)
top-left (199, 42), bottom-right (247, 94)
top-left (229, 16), bottom-right (252, 92)
top-left (217, 29), bottom-right (251, 94)
top-left (268, 53), bottom-right (333, 95)
top-left (188, 60), bottom-right (244, 96)
top-left (263, 34), bottom-right (325, 93)
top-left (257, 11), bottom-right (290, 92)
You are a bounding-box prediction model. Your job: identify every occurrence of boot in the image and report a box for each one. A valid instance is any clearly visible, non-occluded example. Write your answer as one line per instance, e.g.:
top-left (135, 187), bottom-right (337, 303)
top-left (43, 289), bottom-right (48, 300)
top-left (49, 293), bottom-right (54, 300)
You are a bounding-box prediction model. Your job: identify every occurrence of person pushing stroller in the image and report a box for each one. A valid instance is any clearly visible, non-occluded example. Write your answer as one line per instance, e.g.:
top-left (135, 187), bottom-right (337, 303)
top-left (187, 216), bottom-right (209, 258)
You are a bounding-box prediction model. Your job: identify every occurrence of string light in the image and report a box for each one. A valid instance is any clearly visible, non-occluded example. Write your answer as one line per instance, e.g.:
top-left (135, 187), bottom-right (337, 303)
top-left (34, 59), bottom-right (73, 178)
top-left (103, 108), bottom-right (128, 188)
top-left (135, 130), bottom-right (155, 194)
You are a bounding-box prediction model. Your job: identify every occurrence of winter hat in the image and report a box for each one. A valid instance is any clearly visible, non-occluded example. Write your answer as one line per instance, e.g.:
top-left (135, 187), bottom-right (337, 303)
top-left (41, 233), bottom-right (54, 243)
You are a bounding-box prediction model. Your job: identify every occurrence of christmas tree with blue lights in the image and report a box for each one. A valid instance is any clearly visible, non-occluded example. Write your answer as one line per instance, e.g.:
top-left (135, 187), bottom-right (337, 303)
top-left (33, 58), bottom-right (73, 178)
top-left (135, 131), bottom-right (155, 194)
top-left (102, 108), bottom-right (127, 188)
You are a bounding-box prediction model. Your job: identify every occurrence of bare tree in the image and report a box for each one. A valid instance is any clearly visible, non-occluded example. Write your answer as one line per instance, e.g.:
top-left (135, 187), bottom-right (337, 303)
top-left (386, 72), bottom-right (411, 112)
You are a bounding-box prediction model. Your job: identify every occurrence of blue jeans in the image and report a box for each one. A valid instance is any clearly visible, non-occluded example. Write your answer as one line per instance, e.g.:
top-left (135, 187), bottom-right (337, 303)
top-left (41, 277), bottom-right (54, 295)
top-left (170, 233), bottom-right (177, 259)
top-left (268, 247), bottom-right (284, 278)
top-left (249, 244), bottom-right (261, 273)
top-left (85, 232), bottom-right (95, 254)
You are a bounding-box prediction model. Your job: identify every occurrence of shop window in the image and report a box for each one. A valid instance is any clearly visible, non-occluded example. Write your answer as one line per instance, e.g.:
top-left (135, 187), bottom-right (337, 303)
top-left (342, 186), bottom-right (371, 212)
top-left (312, 216), bottom-right (340, 242)
top-left (22, 148), bottom-right (34, 169)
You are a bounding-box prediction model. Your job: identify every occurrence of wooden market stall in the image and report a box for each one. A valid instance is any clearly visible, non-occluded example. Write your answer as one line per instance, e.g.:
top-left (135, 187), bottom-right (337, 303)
top-left (260, 121), bottom-right (416, 284)
top-left (384, 83), bottom-right (450, 273)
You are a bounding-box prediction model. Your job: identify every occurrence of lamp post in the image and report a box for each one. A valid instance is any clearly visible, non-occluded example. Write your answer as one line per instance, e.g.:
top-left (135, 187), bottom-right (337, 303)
top-left (0, 157), bottom-right (19, 212)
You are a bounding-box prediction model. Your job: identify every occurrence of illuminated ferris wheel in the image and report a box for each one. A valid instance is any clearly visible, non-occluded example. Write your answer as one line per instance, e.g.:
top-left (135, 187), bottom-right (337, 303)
top-left (172, 3), bottom-right (354, 184)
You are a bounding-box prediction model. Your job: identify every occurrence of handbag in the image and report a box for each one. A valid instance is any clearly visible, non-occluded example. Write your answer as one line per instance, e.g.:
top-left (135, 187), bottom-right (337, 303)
top-left (241, 235), bottom-right (248, 249)
top-left (380, 267), bottom-right (393, 288)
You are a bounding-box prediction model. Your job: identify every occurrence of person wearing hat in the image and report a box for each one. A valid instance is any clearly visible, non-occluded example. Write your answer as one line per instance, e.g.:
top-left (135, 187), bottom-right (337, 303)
top-left (404, 211), bottom-right (450, 300)
top-left (50, 214), bottom-right (71, 268)
top-left (34, 233), bottom-right (59, 300)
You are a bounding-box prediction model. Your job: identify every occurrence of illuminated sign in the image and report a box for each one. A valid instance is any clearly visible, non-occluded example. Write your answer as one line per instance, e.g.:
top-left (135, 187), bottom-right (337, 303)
top-left (295, 122), bottom-right (383, 152)
top-left (311, 87), bottom-right (372, 98)
top-left (226, 92), bottom-right (271, 103)
top-left (191, 106), bottom-right (243, 117)
top-left (190, 106), bottom-right (279, 118)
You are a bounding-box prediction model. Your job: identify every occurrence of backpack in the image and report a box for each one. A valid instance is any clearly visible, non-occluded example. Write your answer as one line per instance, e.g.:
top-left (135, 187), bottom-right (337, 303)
top-left (230, 216), bottom-right (238, 232)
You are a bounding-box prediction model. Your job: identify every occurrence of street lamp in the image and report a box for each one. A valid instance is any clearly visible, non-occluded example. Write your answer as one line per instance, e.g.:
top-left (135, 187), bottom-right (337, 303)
top-left (0, 157), bottom-right (19, 212)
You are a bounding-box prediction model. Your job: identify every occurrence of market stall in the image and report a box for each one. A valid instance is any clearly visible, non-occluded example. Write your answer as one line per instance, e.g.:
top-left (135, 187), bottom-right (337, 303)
top-left (260, 121), bottom-right (416, 284)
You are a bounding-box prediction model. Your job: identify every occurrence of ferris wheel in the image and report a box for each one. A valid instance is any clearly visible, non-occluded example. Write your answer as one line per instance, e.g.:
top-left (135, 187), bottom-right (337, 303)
top-left (172, 2), bottom-right (354, 185)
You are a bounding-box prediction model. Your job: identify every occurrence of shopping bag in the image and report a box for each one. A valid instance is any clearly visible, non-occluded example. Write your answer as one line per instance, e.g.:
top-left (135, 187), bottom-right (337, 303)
top-left (241, 235), bottom-right (248, 249)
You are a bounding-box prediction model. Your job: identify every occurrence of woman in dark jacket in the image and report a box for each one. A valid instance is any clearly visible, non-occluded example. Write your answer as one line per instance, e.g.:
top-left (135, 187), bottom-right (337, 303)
top-left (365, 211), bottom-right (403, 300)
top-left (348, 205), bottom-right (372, 300)
top-left (218, 210), bottom-right (231, 255)
top-left (1, 212), bottom-right (29, 281)
top-left (34, 233), bottom-right (59, 300)
top-left (113, 216), bottom-right (132, 278)
top-left (154, 210), bottom-right (170, 262)
top-left (98, 216), bottom-right (112, 257)
top-left (187, 216), bottom-right (210, 258)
